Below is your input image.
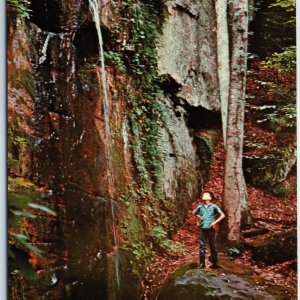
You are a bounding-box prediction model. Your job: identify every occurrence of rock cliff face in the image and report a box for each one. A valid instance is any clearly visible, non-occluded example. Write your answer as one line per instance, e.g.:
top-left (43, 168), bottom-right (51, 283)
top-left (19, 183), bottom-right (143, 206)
top-left (157, 0), bottom-right (219, 110)
top-left (8, 0), bottom-right (222, 298)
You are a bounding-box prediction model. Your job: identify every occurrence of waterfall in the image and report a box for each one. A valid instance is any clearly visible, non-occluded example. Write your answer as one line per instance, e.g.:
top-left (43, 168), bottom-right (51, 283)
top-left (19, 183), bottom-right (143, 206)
top-left (39, 33), bottom-right (53, 64)
top-left (88, 0), bottom-right (121, 293)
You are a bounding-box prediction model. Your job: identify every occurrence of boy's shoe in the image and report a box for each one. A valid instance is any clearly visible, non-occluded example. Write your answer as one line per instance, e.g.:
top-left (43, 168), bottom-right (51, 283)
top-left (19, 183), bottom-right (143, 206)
top-left (211, 262), bottom-right (220, 269)
top-left (199, 258), bottom-right (206, 269)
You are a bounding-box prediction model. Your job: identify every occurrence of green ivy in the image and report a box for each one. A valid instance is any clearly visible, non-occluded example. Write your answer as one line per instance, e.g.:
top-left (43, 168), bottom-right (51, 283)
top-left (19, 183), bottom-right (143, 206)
top-left (107, 0), bottom-right (166, 193)
top-left (101, 0), bottom-right (186, 279)
top-left (9, 135), bottom-right (30, 174)
top-left (104, 51), bottom-right (127, 72)
top-left (7, 0), bottom-right (32, 26)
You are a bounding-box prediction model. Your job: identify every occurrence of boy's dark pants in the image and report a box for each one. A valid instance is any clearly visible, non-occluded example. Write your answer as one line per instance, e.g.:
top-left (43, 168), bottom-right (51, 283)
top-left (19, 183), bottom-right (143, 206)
top-left (199, 228), bottom-right (218, 264)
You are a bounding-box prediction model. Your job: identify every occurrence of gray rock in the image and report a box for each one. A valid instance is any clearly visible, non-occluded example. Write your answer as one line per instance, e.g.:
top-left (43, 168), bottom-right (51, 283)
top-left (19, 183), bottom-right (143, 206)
top-left (159, 95), bottom-right (201, 209)
top-left (244, 146), bottom-right (297, 190)
top-left (245, 229), bottom-right (297, 264)
top-left (158, 263), bottom-right (289, 300)
top-left (157, 0), bottom-right (220, 110)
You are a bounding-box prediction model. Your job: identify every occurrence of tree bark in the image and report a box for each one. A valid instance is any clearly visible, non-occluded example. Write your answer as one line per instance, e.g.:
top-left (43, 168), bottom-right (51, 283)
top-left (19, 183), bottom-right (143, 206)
top-left (216, 0), bottom-right (230, 146)
top-left (223, 0), bottom-right (249, 243)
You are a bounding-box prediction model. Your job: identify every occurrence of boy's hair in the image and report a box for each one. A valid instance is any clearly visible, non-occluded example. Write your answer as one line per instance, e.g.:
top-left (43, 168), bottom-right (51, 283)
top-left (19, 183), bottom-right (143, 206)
top-left (202, 191), bottom-right (214, 201)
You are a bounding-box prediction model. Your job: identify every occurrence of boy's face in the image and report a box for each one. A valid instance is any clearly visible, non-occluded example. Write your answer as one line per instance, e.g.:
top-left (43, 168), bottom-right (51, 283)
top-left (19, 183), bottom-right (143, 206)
top-left (202, 192), bottom-right (212, 203)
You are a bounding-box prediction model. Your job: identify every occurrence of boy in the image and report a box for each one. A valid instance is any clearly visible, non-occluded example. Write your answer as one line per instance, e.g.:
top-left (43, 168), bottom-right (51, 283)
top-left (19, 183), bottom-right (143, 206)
top-left (193, 191), bottom-right (225, 269)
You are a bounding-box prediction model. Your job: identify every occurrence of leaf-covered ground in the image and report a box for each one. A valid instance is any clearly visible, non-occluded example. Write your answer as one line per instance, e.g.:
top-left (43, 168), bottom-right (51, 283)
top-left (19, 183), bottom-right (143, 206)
top-left (141, 139), bottom-right (297, 299)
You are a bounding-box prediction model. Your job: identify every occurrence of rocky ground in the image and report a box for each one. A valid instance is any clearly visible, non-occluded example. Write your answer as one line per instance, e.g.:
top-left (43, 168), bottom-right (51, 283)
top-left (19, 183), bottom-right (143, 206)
top-left (140, 137), bottom-right (297, 299)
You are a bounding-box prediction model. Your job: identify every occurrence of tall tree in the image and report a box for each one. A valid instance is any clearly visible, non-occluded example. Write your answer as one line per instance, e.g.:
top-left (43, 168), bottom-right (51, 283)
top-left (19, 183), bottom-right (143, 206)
top-left (216, 0), bottom-right (230, 146)
top-left (222, 0), bottom-right (249, 243)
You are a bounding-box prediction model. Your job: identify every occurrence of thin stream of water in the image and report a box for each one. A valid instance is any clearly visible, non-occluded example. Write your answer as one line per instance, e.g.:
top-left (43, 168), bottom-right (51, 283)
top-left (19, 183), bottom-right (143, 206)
top-left (88, 0), bottom-right (121, 292)
top-left (39, 33), bottom-right (52, 64)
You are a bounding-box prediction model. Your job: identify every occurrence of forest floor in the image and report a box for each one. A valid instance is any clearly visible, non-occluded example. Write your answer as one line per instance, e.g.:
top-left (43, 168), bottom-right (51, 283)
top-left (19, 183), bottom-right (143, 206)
top-left (141, 122), bottom-right (297, 300)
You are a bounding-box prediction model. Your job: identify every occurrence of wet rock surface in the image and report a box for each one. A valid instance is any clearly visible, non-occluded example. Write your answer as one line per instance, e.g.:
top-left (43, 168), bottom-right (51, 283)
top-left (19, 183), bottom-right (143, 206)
top-left (158, 262), bottom-right (291, 300)
top-left (7, 24), bottom-right (34, 177)
top-left (8, 0), bottom-right (228, 299)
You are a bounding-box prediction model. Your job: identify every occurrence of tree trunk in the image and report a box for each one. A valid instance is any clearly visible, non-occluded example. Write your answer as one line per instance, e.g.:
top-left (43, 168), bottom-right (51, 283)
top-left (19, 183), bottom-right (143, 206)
top-left (215, 0), bottom-right (230, 146)
top-left (223, 0), bottom-right (249, 243)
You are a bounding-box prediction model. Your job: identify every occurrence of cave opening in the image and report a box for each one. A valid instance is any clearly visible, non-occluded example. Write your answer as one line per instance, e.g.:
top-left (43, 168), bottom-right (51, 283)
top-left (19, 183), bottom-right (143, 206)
top-left (73, 22), bottom-right (112, 61)
top-left (29, 0), bottom-right (61, 33)
top-left (186, 106), bottom-right (222, 131)
top-left (185, 106), bottom-right (222, 183)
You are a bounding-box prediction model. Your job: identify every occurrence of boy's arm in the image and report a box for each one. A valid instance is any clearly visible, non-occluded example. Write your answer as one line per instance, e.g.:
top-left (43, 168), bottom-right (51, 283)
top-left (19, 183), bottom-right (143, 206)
top-left (211, 205), bottom-right (225, 228)
top-left (211, 213), bottom-right (225, 227)
top-left (193, 205), bottom-right (200, 215)
top-left (194, 205), bottom-right (201, 226)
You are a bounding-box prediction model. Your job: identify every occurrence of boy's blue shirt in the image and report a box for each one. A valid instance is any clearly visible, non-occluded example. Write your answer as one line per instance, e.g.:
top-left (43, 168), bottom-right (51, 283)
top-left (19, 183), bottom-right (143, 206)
top-left (194, 203), bottom-right (224, 228)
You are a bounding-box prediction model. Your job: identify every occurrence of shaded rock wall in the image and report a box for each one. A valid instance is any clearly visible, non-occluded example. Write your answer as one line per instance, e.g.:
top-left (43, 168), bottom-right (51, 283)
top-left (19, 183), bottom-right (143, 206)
top-left (159, 95), bottom-right (200, 210)
top-left (8, 24), bottom-right (34, 177)
top-left (8, 0), bottom-right (222, 298)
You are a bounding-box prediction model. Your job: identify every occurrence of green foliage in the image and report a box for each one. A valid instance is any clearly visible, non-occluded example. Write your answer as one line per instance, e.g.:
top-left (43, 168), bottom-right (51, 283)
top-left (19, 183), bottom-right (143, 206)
top-left (119, 185), bottom-right (185, 278)
top-left (101, 0), bottom-right (183, 279)
top-left (129, 242), bottom-right (155, 277)
top-left (7, 0), bottom-right (31, 25)
top-left (250, 105), bottom-right (276, 111)
top-left (108, 0), bottom-right (166, 192)
top-left (150, 225), bottom-right (168, 244)
top-left (254, 103), bottom-right (296, 131)
top-left (104, 51), bottom-right (127, 73)
top-left (269, 0), bottom-right (295, 12)
top-left (250, 0), bottom-right (295, 57)
top-left (119, 188), bottom-right (145, 243)
top-left (228, 247), bottom-right (240, 257)
top-left (9, 134), bottom-right (30, 174)
top-left (256, 79), bottom-right (295, 102)
top-left (8, 178), bottom-right (56, 281)
top-left (149, 225), bottom-right (186, 253)
top-left (12, 136), bottom-right (28, 154)
top-left (249, 45), bottom-right (296, 135)
top-left (244, 146), bottom-right (295, 166)
top-left (9, 177), bottom-right (34, 190)
top-left (15, 69), bottom-right (35, 98)
top-left (119, 189), bottom-right (153, 277)
top-left (10, 233), bottom-right (43, 256)
top-left (244, 141), bottom-right (267, 149)
top-left (262, 46), bottom-right (296, 74)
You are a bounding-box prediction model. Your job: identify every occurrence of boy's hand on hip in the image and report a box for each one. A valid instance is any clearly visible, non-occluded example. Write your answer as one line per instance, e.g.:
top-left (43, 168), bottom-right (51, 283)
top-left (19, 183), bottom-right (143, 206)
top-left (211, 223), bottom-right (217, 230)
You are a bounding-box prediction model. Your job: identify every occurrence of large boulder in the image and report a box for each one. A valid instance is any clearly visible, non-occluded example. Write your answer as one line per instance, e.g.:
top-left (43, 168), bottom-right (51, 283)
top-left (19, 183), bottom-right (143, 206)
top-left (243, 146), bottom-right (297, 192)
top-left (158, 262), bottom-right (290, 300)
top-left (245, 229), bottom-right (297, 264)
